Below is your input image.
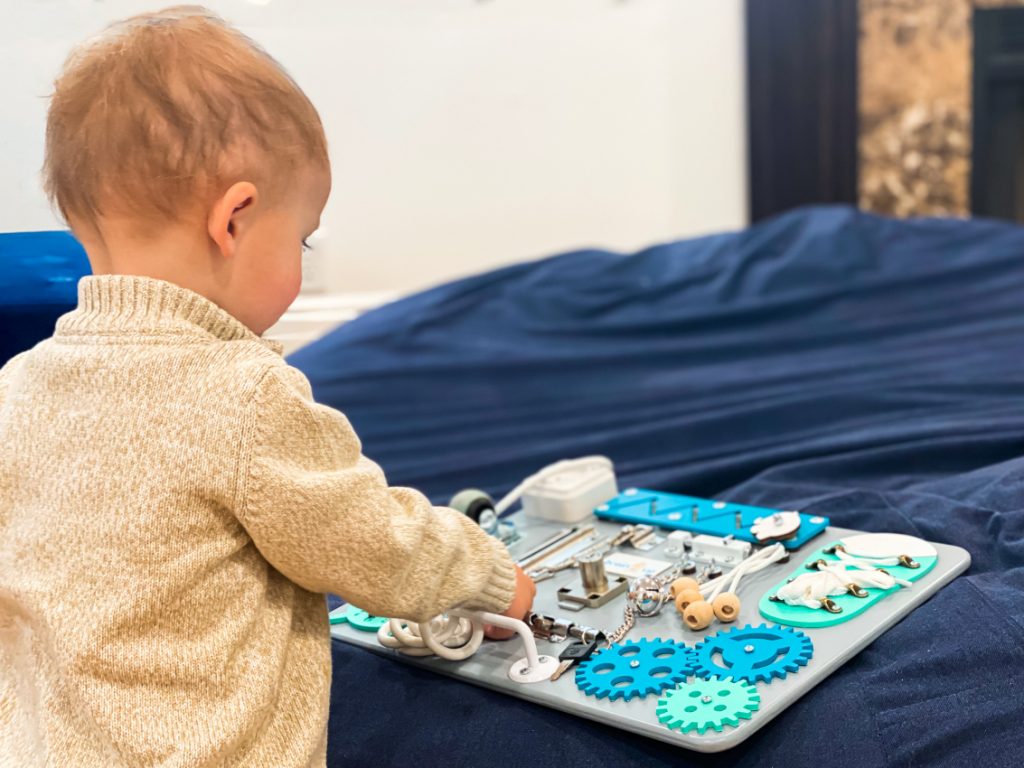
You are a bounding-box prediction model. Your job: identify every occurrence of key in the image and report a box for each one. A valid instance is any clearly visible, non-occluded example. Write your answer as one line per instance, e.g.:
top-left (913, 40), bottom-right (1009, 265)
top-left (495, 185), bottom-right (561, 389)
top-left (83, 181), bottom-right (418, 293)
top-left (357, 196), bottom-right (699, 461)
top-left (549, 640), bottom-right (599, 681)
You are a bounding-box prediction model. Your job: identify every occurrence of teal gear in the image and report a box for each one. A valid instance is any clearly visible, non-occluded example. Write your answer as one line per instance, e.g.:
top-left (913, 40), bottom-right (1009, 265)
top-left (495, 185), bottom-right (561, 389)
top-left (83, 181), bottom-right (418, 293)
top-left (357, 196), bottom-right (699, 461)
top-left (692, 623), bottom-right (812, 684)
top-left (656, 676), bottom-right (760, 735)
top-left (329, 604), bottom-right (389, 632)
top-left (575, 638), bottom-right (694, 702)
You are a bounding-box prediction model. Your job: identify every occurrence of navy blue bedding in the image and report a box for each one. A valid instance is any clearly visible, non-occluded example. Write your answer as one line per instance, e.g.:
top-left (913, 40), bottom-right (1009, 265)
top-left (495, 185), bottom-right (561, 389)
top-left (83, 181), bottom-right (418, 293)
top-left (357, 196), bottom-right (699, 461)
top-left (291, 206), bottom-right (1024, 767)
top-left (0, 231), bottom-right (89, 365)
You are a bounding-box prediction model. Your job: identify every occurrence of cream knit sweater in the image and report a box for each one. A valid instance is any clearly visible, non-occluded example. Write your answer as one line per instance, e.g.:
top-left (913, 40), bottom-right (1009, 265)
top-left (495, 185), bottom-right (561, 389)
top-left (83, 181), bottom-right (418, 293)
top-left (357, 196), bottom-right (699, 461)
top-left (0, 276), bottom-right (516, 768)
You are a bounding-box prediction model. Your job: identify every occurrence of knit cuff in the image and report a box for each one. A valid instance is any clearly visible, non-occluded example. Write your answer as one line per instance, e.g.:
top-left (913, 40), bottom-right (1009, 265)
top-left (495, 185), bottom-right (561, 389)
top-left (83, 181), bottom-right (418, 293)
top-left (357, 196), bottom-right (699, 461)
top-left (462, 538), bottom-right (517, 614)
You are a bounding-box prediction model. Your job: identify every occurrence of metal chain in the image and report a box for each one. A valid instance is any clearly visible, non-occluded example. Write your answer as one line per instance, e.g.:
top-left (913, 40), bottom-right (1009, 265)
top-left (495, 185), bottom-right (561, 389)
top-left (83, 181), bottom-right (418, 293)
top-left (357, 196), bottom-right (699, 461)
top-left (603, 565), bottom-right (691, 647)
top-left (604, 601), bottom-right (636, 646)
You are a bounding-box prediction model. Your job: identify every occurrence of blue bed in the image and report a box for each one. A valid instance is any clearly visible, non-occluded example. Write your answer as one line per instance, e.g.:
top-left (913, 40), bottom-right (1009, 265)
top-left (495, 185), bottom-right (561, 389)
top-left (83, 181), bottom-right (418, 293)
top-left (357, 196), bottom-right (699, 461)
top-left (289, 206), bottom-right (1024, 767)
top-left (0, 231), bottom-right (88, 365)
top-left (3, 207), bottom-right (1021, 766)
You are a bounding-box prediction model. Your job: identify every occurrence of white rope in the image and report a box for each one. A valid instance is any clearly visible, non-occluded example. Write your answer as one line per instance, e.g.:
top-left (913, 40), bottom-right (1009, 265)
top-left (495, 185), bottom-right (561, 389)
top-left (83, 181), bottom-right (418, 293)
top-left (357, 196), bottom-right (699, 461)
top-left (377, 614), bottom-right (481, 659)
top-left (834, 547), bottom-right (905, 568)
top-left (699, 543), bottom-right (789, 602)
top-left (822, 559), bottom-right (912, 588)
top-left (775, 571), bottom-right (849, 609)
top-left (376, 610), bottom-right (547, 671)
top-left (774, 554), bottom-right (912, 609)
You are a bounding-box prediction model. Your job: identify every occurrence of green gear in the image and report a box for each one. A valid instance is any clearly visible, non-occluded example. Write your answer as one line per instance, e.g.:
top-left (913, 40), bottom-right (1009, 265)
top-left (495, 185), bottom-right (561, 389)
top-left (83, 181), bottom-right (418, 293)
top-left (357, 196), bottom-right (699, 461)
top-left (329, 605), bottom-right (389, 632)
top-left (656, 676), bottom-right (760, 735)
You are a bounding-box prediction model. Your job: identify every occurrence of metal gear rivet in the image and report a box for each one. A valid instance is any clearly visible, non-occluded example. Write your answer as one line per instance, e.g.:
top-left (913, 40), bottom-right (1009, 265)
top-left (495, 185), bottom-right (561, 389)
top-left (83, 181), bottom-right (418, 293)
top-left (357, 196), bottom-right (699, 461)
top-left (657, 676), bottom-right (760, 735)
top-left (692, 624), bottom-right (813, 685)
top-left (576, 638), bottom-right (695, 702)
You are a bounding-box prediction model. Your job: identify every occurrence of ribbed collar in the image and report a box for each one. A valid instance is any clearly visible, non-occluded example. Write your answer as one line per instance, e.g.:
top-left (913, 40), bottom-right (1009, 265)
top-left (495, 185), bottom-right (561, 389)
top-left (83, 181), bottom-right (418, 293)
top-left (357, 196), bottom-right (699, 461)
top-left (55, 275), bottom-right (283, 354)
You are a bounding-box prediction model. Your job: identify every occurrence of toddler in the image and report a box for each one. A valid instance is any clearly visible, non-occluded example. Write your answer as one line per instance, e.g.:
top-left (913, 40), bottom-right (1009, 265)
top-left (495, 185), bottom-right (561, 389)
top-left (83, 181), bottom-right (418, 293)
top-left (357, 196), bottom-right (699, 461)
top-left (0, 7), bottom-right (533, 767)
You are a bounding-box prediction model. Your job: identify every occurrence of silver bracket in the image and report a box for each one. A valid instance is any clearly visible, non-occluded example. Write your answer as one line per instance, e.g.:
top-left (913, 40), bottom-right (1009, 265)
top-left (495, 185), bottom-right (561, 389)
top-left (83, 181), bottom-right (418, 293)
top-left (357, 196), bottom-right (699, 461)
top-left (556, 575), bottom-right (629, 612)
top-left (690, 534), bottom-right (752, 565)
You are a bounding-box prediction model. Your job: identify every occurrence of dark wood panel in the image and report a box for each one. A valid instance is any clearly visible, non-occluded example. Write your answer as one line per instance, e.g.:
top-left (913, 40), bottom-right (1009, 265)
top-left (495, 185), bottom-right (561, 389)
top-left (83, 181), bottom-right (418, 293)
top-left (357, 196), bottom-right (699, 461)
top-left (746, 0), bottom-right (859, 222)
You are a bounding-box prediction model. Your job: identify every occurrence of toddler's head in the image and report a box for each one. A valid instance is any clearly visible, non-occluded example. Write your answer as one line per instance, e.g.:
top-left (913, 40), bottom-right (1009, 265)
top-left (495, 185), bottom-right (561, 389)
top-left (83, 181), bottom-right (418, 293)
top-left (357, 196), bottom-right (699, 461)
top-left (43, 5), bottom-right (330, 334)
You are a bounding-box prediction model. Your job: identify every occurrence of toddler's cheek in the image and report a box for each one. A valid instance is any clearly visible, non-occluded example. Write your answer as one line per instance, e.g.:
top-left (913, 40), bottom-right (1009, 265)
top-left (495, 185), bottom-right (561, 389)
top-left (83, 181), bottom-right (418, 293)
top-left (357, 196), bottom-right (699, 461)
top-left (269, 259), bottom-right (303, 314)
top-left (282, 267), bottom-right (303, 307)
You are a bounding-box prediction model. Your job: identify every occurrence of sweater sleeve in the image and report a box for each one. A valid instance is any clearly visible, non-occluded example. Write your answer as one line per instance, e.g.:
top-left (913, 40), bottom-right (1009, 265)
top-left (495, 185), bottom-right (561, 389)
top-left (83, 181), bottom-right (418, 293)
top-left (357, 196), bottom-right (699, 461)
top-left (236, 363), bottom-right (517, 622)
top-left (0, 352), bottom-right (27, 408)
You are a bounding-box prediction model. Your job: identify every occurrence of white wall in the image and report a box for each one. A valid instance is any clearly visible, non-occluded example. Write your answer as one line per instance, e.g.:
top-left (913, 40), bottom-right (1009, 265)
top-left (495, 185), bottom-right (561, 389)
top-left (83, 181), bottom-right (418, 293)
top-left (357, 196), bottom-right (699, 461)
top-left (1, 0), bottom-right (747, 297)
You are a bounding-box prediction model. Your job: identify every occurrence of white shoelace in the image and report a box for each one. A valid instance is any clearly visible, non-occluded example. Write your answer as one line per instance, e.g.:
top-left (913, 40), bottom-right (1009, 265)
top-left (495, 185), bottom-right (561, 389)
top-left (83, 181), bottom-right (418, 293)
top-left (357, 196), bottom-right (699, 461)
top-left (775, 550), bottom-right (912, 609)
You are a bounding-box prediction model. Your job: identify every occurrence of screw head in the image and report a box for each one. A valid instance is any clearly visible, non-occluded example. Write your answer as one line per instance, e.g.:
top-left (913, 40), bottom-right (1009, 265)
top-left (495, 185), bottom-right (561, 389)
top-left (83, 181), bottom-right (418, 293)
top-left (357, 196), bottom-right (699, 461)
top-left (701, 695), bottom-right (712, 703)
top-left (519, 667), bottom-right (531, 675)
top-left (629, 660), bottom-right (640, 668)
top-left (744, 644), bottom-right (755, 653)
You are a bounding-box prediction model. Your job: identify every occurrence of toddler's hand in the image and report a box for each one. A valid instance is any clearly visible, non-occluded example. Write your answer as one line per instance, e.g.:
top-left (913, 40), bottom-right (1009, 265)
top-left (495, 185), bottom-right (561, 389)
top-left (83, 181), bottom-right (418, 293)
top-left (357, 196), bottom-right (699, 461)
top-left (484, 565), bottom-right (536, 640)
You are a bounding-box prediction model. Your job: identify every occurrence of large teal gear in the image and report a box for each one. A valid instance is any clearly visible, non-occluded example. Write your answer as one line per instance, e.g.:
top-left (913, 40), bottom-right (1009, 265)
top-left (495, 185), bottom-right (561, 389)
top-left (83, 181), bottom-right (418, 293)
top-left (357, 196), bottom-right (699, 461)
top-left (692, 623), bottom-right (812, 684)
top-left (575, 638), bottom-right (695, 702)
top-left (656, 676), bottom-right (760, 734)
top-left (329, 604), bottom-right (388, 632)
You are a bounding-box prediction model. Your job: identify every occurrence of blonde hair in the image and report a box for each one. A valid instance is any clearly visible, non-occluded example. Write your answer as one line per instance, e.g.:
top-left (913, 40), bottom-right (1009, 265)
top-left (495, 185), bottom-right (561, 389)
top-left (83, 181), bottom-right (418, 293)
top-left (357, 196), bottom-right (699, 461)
top-left (43, 5), bottom-right (328, 225)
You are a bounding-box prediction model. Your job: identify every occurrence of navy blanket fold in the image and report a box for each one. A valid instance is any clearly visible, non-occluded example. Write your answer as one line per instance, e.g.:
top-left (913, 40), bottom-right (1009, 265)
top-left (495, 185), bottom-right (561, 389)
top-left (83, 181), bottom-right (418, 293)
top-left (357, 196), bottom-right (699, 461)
top-left (293, 206), bottom-right (1024, 767)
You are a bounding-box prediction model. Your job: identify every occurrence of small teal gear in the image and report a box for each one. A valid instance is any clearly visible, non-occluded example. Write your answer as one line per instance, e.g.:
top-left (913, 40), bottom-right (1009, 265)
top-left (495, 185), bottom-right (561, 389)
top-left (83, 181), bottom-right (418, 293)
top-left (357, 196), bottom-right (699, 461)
top-left (329, 605), bottom-right (388, 632)
top-left (575, 638), bottom-right (694, 702)
top-left (692, 623), bottom-right (812, 684)
top-left (656, 676), bottom-right (760, 734)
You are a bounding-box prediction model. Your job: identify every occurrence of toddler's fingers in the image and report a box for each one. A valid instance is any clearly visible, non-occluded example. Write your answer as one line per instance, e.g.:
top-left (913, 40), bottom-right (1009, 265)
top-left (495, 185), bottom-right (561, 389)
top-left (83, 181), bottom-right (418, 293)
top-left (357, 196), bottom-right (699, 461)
top-left (483, 623), bottom-right (515, 640)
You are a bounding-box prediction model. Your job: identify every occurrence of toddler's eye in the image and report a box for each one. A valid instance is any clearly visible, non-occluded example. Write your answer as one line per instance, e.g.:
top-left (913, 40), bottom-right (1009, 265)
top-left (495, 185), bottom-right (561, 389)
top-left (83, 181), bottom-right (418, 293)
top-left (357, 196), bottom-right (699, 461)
top-left (301, 239), bottom-right (313, 252)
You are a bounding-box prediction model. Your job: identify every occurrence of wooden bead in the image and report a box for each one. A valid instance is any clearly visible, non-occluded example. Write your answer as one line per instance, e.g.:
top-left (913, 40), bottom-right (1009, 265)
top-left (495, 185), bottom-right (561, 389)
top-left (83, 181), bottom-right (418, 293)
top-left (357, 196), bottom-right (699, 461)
top-left (712, 592), bottom-right (741, 622)
top-left (674, 589), bottom-right (704, 615)
top-left (683, 599), bottom-right (714, 630)
top-left (670, 577), bottom-right (700, 597)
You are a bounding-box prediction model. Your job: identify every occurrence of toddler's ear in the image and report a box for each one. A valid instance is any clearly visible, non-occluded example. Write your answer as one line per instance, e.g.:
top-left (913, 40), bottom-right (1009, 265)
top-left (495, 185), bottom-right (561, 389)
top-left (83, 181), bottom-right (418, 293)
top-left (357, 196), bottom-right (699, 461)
top-left (207, 181), bottom-right (258, 258)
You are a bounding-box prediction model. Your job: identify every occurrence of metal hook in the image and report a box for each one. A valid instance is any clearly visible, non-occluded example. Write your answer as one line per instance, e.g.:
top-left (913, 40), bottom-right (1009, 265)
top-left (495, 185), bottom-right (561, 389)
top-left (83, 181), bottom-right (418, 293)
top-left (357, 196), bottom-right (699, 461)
top-left (820, 597), bottom-right (843, 614)
top-left (845, 583), bottom-right (868, 598)
top-left (898, 554), bottom-right (920, 569)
